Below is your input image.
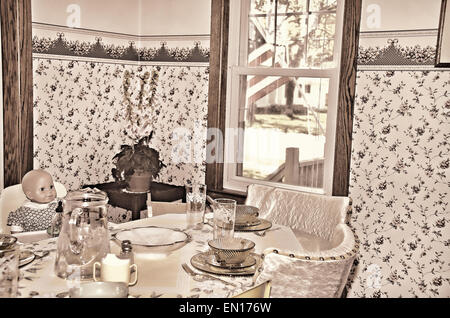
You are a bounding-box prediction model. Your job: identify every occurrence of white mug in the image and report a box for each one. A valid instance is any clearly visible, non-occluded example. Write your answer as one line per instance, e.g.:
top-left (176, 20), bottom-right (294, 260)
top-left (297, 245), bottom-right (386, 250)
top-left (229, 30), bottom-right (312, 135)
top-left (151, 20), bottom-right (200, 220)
top-left (93, 254), bottom-right (138, 286)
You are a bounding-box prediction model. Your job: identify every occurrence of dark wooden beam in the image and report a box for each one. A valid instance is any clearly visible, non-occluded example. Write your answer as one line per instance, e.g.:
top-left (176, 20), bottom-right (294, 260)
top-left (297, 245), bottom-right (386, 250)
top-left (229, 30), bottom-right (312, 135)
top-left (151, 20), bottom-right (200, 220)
top-left (206, 0), bottom-right (230, 192)
top-left (435, 0), bottom-right (450, 67)
top-left (332, 0), bottom-right (362, 196)
top-left (1, 0), bottom-right (33, 186)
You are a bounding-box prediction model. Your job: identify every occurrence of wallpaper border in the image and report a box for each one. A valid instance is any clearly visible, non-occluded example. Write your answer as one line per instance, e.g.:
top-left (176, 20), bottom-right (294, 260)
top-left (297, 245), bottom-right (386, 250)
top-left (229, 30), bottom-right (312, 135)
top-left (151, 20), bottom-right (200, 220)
top-left (32, 33), bottom-right (210, 64)
top-left (357, 30), bottom-right (448, 70)
top-left (32, 23), bottom-right (210, 65)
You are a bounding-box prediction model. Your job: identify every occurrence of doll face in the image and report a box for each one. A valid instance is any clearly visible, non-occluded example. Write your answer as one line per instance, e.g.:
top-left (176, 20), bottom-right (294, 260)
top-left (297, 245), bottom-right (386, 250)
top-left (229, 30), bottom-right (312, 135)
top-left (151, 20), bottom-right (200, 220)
top-left (26, 173), bottom-right (57, 203)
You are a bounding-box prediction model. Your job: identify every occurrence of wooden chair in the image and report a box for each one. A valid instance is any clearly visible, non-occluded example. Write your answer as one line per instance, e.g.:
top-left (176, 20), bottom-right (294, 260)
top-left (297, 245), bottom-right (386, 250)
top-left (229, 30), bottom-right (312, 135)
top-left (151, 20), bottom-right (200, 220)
top-left (232, 280), bottom-right (272, 298)
top-left (0, 182), bottom-right (67, 234)
top-left (150, 201), bottom-right (187, 217)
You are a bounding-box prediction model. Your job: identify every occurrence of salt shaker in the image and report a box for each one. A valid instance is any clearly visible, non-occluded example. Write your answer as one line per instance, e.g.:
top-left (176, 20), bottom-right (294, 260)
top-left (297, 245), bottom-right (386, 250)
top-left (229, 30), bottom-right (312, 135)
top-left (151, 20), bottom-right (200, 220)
top-left (119, 240), bottom-right (135, 268)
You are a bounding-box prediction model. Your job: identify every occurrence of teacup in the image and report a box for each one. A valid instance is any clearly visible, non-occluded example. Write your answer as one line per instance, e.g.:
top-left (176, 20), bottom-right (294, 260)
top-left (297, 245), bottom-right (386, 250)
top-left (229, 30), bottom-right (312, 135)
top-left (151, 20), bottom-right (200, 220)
top-left (235, 205), bottom-right (259, 225)
top-left (93, 254), bottom-right (137, 286)
top-left (208, 238), bottom-right (255, 265)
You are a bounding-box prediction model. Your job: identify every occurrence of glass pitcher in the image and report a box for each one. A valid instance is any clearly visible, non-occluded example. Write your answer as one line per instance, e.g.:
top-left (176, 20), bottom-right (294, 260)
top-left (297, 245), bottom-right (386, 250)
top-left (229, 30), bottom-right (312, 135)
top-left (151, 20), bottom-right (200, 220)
top-left (54, 188), bottom-right (110, 280)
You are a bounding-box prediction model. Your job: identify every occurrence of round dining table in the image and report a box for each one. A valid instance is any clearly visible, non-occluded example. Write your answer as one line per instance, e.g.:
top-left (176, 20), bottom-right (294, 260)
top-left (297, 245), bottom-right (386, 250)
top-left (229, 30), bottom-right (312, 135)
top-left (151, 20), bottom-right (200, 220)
top-left (15, 214), bottom-right (303, 298)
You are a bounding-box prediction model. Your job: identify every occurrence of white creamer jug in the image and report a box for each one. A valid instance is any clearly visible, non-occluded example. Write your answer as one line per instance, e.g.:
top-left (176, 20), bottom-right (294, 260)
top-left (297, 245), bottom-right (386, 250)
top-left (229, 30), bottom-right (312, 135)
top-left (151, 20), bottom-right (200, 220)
top-left (93, 254), bottom-right (138, 286)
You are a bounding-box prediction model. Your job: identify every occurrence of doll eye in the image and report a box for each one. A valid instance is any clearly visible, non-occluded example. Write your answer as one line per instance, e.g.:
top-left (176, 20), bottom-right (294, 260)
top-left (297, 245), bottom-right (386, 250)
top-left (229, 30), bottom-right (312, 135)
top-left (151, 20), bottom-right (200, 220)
top-left (40, 187), bottom-right (45, 191)
top-left (50, 185), bottom-right (54, 189)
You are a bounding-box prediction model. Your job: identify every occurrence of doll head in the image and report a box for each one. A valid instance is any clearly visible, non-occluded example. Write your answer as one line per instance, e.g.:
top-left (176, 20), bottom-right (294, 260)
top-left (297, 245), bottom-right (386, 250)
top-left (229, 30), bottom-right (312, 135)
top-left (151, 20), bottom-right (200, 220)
top-left (21, 169), bottom-right (57, 204)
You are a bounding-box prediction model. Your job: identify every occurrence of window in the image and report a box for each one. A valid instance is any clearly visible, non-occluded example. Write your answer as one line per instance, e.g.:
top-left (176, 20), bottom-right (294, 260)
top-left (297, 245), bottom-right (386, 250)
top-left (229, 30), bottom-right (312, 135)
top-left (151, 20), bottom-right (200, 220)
top-left (223, 0), bottom-right (345, 194)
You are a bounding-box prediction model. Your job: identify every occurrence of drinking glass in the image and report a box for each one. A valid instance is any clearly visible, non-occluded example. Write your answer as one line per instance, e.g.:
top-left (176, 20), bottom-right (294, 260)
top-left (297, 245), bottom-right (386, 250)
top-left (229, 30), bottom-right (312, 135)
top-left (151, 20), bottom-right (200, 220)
top-left (213, 198), bottom-right (237, 239)
top-left (0, 247), bottom-right (19, 298)
top-left (185, 184), bottom-right (207, 229)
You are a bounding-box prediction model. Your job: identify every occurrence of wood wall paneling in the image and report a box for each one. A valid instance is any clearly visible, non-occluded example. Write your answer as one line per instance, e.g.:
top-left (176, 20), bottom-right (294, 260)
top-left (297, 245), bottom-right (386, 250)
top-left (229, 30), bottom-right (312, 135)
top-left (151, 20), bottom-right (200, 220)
top-left (332, 0), bottom-right (362, 197)
top-left (0, 0), bottom-right (34, 186)
top-left (206, 0), bottom-right (229, 192)
top-left (436, 0), bottom-right (450, 67)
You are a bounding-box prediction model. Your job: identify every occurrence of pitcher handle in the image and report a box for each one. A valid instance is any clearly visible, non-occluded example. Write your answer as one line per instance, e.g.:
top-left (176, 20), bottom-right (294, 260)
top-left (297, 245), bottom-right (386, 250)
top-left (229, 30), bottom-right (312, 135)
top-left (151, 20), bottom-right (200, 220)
top-left (93, 262), bottom-right (101, 282)
top-left (68, 208), bottom-right (84, 255)
top-left (129, 264), bottom-right (138, 286)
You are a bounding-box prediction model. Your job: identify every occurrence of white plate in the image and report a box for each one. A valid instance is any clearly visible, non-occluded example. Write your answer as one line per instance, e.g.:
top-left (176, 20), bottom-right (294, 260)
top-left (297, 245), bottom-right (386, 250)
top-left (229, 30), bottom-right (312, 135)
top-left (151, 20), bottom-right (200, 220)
top-left (113, 226), bottom-right (191, 253)
top-left (191, 251), bottom-right (261, 276)
top-left (206, 254), bottom-right (256, 269)
top-left (19, 250), bottom-right (36, 267)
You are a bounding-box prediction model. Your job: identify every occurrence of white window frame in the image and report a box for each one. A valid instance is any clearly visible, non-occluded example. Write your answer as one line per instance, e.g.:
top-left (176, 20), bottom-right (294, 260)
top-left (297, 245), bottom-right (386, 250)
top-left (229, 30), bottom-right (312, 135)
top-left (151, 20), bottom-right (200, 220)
top-left (223, 0), bottom-right (345, 195)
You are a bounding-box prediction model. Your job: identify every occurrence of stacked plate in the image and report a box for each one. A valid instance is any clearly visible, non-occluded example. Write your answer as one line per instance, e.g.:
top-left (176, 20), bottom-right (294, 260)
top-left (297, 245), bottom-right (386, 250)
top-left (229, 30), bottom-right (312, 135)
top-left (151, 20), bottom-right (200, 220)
top-left (0, 234), bottom-right (35, 268)
top-left (191, 237), bottom-right (260, 276)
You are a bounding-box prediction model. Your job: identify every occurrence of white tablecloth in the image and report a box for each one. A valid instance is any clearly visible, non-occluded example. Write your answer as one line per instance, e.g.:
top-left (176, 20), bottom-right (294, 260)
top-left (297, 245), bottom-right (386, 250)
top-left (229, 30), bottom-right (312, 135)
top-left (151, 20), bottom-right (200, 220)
top-left (16, 214), bottom-right (302, 298)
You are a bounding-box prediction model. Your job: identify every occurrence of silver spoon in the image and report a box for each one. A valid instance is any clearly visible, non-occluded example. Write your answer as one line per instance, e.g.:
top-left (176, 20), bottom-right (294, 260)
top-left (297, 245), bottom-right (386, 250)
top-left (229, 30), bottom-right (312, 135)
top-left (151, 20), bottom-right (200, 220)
top-left (181, 263), bottom-right (236, 287)
top-left (55, 291), bottom-right (69, 298)
top-left (206, 195), bottom-right (218, 209)
top-left (253, 227), bottom-right (281, 237)
top-left (33, 250), bottom-right (50, 259)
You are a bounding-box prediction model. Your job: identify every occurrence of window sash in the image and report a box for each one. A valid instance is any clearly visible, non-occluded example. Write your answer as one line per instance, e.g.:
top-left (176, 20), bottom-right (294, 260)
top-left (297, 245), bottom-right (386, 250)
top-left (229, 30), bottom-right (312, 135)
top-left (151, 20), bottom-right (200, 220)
top-left (233, 66), bottom-right (337, 77)
top-left (223, 0), bottom-right (345, 195)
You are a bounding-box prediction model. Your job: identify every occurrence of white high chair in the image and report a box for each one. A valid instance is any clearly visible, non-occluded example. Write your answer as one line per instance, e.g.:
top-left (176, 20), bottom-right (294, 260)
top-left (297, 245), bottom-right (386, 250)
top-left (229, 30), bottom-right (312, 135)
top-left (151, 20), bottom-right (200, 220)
top-left (245, 184), bottom-right (358, 298)
top-left (0, 182), bottom-right (67, 234)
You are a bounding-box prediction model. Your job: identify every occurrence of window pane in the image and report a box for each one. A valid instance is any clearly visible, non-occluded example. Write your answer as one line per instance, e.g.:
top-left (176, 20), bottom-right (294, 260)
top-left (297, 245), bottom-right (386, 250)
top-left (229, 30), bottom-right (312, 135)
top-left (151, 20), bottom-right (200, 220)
top-left (246, 0), bottom-right (337, 68)
top-left (306, 13), bottom-right (336, 68)
top-left (248, 0), bottom-right (277, 67)
top-left (236, 75), bottom-right (329, 189)
top-left (276, 15), bottom-right (308, 67)
top-left (309, 0), bottom-right (337, 12)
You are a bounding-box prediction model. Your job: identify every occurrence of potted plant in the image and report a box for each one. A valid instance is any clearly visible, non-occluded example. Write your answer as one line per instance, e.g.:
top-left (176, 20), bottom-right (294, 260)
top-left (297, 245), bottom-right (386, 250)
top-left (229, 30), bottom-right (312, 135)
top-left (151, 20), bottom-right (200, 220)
top-left (112, 132), bottom-right (165, 192)
top-left (113, 68), bottom-right (163, 192)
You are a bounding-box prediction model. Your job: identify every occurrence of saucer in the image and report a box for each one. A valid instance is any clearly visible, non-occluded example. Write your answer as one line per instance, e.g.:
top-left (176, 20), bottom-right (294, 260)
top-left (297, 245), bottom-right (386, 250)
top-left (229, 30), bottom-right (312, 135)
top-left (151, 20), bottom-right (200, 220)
top-left (234, 218), bottom-right (261, 227)
top-left (19, 250), bottom-right (35, 267)
top-left (206, 254), bottom-right (256, 269)
top-left (191, 251), bottom-right (261, 276)
top-left (234, 218), bottom-right (272, 232)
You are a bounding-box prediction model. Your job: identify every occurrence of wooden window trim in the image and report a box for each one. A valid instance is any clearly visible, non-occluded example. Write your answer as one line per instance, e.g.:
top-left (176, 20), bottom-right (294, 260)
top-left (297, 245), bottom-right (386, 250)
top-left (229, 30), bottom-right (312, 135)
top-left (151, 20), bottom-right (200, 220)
top-left (206, 0), bottom-right (362, 197)
top-left (206, 0), bottom-right (230, 194)
top-left (1, 0), bottom-right (33, 187)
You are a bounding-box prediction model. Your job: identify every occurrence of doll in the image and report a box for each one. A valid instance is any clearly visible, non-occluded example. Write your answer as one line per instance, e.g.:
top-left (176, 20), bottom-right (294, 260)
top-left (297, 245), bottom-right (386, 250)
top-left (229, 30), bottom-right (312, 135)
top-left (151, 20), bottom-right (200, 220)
top-left (7, 169), bottom-right (59, 233)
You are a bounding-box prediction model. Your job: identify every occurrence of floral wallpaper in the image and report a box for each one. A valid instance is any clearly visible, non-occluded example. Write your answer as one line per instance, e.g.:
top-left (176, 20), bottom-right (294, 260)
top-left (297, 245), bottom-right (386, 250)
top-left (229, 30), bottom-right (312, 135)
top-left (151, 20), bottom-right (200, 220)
top-left (33, 58), bottom-right (209, 191)
top-left (346, 70), bottom-right (450, 297)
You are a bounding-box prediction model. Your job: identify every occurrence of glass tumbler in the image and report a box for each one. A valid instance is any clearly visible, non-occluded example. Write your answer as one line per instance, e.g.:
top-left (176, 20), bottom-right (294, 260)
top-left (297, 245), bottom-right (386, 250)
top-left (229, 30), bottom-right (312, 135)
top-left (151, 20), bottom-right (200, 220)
top-left (213, 198), bottom-right (237, 239)
top-left (0, 246), bottom-right (19, 298)
top-left (185, 184), bottom-right (207, 229)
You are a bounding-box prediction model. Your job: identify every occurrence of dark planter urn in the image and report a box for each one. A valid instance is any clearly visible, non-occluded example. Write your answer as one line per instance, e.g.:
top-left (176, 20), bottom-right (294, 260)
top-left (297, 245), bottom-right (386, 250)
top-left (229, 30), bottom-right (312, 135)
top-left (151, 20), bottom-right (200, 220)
top-left (126, 172), bottom-right (152, 193)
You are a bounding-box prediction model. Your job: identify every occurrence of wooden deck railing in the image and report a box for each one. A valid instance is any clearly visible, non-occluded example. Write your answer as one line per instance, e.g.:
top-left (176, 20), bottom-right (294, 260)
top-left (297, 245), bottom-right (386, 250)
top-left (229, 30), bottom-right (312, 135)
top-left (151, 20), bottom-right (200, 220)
top-left (265, 148), bottom-right (324, 188)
